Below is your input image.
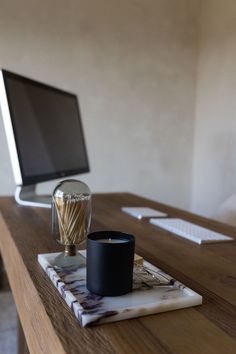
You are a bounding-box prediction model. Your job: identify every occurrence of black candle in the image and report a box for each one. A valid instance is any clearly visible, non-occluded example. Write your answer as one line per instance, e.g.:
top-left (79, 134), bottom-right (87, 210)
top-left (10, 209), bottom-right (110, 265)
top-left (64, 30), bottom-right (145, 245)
top-left (86, 231), bottom-right (135, 296)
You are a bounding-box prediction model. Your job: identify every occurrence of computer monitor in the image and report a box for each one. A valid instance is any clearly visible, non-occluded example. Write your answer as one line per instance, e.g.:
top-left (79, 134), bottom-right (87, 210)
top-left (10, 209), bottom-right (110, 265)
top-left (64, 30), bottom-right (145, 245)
top-left (0, 69), bottom-right (90, 208)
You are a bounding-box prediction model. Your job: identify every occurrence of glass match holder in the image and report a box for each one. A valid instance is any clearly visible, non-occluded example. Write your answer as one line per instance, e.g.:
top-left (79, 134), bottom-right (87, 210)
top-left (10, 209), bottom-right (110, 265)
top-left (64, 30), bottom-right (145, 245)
top-left (51, 179), bottom-right (91, 269)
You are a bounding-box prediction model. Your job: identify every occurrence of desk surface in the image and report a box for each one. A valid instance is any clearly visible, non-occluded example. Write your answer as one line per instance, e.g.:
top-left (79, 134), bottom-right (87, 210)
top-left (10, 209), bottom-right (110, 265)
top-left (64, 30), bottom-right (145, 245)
top-left (0, 193), bottom-right (236, 354)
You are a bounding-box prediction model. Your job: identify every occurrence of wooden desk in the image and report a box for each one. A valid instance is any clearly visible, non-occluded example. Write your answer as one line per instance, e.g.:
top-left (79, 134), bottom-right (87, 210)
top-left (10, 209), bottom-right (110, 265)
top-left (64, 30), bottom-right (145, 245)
top-left (0, 193), bottom-right (236, 354)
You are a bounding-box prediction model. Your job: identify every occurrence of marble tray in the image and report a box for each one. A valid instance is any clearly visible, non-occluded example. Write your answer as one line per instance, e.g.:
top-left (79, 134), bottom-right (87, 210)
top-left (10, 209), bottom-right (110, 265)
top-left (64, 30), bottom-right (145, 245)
top-left (38, 251), bottom-right (202, 327)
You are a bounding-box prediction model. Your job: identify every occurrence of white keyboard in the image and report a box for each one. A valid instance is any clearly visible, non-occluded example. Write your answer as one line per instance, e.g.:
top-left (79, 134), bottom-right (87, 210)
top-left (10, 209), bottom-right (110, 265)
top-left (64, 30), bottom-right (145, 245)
top-left (150, 218), bottom-right (234, 244)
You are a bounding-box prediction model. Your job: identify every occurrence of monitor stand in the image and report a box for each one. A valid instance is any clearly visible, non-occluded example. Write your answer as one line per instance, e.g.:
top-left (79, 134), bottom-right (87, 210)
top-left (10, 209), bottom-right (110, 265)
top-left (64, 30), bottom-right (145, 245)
top-left (15, 185), bottom-right (51, 208)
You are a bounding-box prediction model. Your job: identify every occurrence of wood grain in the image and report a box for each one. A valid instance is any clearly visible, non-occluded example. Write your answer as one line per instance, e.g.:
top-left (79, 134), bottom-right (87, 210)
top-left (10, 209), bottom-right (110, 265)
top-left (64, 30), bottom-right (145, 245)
top-left (0, 193), bottom-right (235, 354)
top-left (18, 317), bottom-right (30, 354)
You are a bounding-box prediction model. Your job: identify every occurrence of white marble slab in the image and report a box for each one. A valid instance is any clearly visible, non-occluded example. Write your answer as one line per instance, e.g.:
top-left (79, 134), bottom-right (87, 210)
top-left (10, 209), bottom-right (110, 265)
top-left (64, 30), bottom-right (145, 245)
top-left (38, 251), bottom-right (202, 327)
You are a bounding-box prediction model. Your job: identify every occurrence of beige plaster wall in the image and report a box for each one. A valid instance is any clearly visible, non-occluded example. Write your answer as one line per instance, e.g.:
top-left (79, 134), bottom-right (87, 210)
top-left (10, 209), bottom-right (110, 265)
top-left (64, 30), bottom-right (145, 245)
top-left (191, 0), bottom-right (236, 217)
top-left (0, 0), bottom-right (199, 209)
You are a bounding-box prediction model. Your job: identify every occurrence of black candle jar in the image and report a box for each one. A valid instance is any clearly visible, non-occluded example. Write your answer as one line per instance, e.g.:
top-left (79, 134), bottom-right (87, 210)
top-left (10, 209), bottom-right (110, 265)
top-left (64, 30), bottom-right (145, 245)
top-left (87, 231), bottom-right (135, 296)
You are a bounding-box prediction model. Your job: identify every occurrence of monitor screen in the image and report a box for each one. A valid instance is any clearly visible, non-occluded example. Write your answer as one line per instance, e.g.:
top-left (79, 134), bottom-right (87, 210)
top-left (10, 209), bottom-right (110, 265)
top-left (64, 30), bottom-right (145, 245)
top-left (0, 70), bottom-right (89, 186)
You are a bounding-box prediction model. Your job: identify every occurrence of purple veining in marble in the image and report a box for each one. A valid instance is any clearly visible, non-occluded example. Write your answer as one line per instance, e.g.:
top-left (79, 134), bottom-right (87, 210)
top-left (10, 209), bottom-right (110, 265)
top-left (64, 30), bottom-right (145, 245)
top-left (38, 252), bottom-right (202, 327)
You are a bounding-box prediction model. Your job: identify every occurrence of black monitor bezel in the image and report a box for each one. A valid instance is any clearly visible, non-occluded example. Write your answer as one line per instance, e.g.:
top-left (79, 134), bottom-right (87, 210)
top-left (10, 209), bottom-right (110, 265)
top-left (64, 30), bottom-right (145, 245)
top-left (2, 69), bottom-right (90, 186)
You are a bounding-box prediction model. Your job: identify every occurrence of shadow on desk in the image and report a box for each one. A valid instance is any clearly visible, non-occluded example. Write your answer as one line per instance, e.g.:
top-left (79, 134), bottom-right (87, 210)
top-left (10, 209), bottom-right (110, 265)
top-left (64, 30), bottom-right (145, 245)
top-left (0, 255), bottom-right (10, 291)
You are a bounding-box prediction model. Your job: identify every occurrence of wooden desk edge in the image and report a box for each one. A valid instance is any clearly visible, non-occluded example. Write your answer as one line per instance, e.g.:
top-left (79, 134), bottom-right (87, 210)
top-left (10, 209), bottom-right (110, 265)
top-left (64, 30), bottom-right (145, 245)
top-left (0, 212), bottom-right (66, 354)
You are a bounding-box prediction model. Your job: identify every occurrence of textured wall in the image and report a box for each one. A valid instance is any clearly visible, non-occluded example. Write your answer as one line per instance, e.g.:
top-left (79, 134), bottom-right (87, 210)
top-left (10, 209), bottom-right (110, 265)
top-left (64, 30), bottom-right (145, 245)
top-left (0, 0), bottom-right (199, 209)
top-left (191, 0), bottom-right (236, 217)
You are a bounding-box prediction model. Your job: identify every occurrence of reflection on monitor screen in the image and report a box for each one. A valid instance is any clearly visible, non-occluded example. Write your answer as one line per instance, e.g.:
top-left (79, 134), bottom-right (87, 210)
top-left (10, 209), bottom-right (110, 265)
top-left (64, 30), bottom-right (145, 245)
top-left (0, 69), bottom-right (90, 208)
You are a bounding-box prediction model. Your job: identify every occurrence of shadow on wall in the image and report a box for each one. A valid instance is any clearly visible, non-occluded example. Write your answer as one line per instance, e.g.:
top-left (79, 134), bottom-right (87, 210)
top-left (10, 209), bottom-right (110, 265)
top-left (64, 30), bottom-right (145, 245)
top-left (213, 193), bottom-right (236, 227)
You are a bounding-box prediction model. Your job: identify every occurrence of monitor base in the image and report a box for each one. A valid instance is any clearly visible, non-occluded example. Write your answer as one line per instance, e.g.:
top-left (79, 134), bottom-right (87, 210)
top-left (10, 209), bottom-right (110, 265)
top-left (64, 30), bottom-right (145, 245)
top-left (15, 185), bottom-right (51, 208)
